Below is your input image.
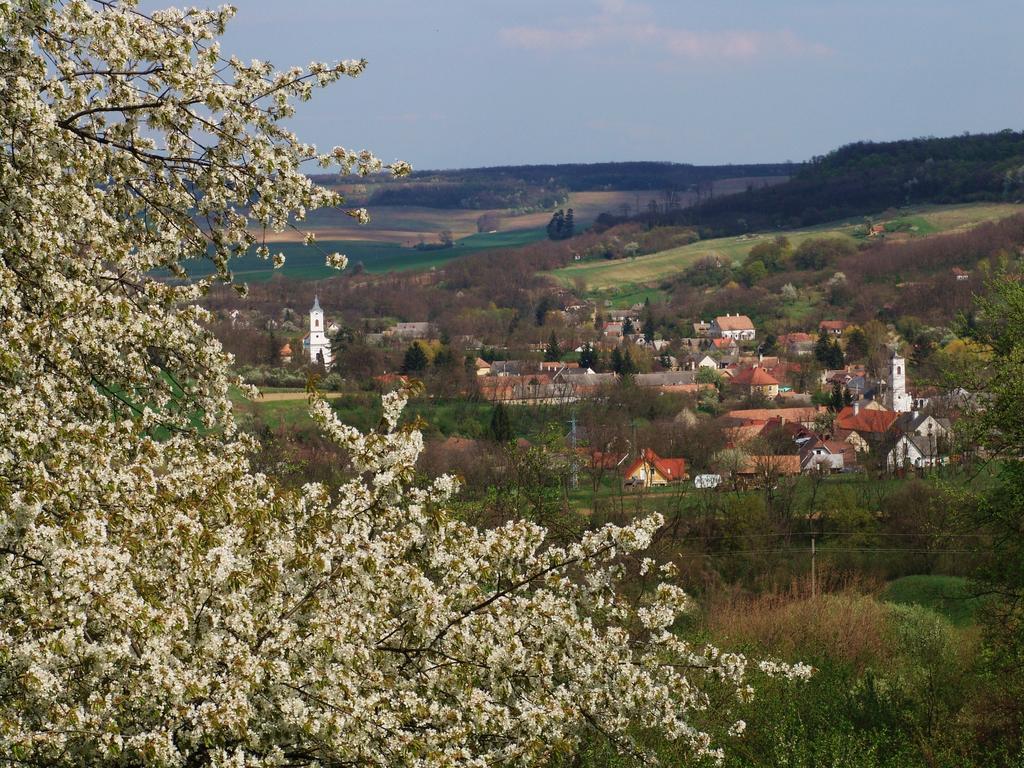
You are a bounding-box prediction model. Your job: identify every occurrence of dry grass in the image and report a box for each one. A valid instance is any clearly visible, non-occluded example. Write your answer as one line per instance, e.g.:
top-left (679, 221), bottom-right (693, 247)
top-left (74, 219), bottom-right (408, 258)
top-left (703, 575), bottom-right (894, 671)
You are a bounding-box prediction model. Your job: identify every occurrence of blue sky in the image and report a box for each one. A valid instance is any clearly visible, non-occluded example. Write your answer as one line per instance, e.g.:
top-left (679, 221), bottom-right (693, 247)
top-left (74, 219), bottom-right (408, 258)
top-left (217, 0), bottom-right (1024, 170)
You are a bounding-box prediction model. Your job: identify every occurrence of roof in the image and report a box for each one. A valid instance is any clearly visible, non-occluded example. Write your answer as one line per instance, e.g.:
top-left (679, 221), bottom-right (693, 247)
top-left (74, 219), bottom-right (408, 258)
top-left (730, 366), bottom-right (780, 387)
top-left (634, 371), bottom-right (697, 387)
top-left (624, 449), bottom-right (688, 481)
top-left (474, 357), bottom-right (491, 369)
top-left (711, 337), bottom-right (738, 349)
top-left (779, 332), bottom-right (814, 344)
top-left (279, 343), bottom-right (292, 355)
top-left (311, 294), bottom-right (322, 312)
top-left (819, 320), bottom-right (849, 331)
top-left (835, 405), bottom-right (899, 434)
top-left (714, 314), bottom-right (755, 331)
top-left (725, 406), bottom-right (825, 424)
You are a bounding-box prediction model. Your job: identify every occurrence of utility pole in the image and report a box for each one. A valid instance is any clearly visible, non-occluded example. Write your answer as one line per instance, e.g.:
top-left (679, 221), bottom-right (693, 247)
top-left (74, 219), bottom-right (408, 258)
top-left (811, 536), bottom-right (817, 599)
top-left (567, 413), bottom-right (578, 490)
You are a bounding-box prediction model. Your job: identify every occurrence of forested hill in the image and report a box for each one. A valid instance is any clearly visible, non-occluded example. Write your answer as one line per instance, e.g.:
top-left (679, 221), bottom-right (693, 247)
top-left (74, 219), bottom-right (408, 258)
top-left (612, 131), bottom-right (1024, 235)
top-left (310, 161), bottom-right (796, 210)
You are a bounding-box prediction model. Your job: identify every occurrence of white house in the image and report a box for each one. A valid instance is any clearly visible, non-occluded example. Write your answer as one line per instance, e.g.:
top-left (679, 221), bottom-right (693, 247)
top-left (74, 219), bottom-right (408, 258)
top-left (887, 434), bottom-right (945, 470)
top-left (709, 313), bottom-right (756, 341)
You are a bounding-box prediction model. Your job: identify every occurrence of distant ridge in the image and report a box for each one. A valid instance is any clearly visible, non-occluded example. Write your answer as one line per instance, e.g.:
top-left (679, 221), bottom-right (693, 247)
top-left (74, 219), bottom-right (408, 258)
top-left (606, 130), bottom-right (1024, 236)
top-left (310, 161), bottom-right (795, 211)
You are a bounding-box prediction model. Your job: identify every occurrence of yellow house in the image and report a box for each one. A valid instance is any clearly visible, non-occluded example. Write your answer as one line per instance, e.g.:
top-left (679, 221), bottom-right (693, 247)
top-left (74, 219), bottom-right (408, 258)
top-left (624, 449), bottom-right (689, 487)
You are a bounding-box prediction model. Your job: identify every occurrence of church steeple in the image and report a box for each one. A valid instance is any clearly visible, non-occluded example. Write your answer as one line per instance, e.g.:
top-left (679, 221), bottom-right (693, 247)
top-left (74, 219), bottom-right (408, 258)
top-left (307, 293), bottom-right (330, 366)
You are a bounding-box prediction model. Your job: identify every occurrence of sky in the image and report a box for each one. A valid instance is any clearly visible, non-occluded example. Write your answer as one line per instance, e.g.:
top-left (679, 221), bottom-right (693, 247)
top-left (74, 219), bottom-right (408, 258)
top-left (214, 0), bottom-right (1024, 171)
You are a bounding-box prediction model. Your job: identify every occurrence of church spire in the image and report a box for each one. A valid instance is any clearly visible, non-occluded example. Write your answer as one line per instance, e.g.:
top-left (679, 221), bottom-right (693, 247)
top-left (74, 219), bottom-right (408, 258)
top-left (311, 293), bottom-right (322, 312)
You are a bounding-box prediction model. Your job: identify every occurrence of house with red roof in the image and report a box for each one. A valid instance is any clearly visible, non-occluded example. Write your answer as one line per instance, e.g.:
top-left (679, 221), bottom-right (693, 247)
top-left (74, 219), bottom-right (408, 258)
top-left (709, 313), bottom-right (756, 341)
top-left (819, 320), bottom-right (851, 337)
top-left (729, 366), bottom-right (781, 399)
top-left (834, 402), bottom-right (899, 435)
top-left (623, 449), bottom-right (689, 487)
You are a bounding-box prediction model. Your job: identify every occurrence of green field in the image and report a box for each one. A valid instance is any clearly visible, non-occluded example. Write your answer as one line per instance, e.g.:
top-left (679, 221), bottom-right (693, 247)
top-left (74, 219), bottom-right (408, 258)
top-left (882, 575), bottom-right (984, 627)
top-left (549, 203), bottom-right (1024, 299)
top-left (177, 228), bottom-right (548, 282)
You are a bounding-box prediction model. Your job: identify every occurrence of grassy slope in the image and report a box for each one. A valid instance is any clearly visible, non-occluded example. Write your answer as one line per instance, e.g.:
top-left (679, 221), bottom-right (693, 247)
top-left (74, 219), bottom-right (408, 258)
top-left (881, 575), bottom-right (983, 627)
top-left (548, 203), bottom-right (1024, 297)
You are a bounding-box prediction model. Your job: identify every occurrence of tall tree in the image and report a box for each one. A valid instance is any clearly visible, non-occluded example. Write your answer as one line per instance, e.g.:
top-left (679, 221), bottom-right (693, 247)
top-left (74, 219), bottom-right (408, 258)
top-left (544, 331), bottom-right (562, 362)
top-left (403, 342), bottom-right (429, 373)
top-left (488, 402), bottom-right (513, 442)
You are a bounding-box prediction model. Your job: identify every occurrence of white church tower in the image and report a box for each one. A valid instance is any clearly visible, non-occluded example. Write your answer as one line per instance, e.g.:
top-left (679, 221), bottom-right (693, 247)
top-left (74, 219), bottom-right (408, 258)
top-left (886, 349), bottom-right (912, 412)
top-left (306, 294), bottom-right (332, 367)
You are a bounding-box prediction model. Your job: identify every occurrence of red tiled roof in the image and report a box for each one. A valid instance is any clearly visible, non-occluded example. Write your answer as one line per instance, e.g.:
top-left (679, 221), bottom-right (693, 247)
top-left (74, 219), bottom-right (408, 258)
top-left (731, 366), bottom-right (780, 387)
top-left (711, 337), bottom-right (738, 349)
top-left (624, 449), bottom-right (688, 482)
top-left (714, 314), bottom-right (755, 331)
top-left (834, 405), bottom-right (898, 434)
top-left (725, 406), bottom-right (825, 424)
top-left (819, 320), bottom-right (850, 331)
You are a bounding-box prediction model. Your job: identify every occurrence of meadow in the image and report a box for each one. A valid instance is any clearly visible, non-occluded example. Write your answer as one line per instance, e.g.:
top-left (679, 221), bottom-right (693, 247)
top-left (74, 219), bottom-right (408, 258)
top-left (179, 227), bottom-right (548, 282)
top-left (549, 202), bottom-right (1024, 299)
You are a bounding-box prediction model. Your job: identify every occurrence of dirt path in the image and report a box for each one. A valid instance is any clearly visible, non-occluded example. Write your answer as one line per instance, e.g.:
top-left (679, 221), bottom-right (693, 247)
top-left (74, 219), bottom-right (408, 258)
top-left (255, 391), bottom-right (343, 402)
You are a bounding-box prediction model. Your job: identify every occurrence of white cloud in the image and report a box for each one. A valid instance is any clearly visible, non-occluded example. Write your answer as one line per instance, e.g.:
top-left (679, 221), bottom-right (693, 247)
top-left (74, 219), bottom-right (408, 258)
top-left (499, 2), bottom-right (831, 61)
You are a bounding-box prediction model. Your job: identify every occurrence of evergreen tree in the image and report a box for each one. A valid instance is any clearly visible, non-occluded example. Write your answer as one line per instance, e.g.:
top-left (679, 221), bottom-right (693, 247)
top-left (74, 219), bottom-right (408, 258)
top-left (578, 342), bottom-right (596, 370)
top-left (488, 403), bottom-right (513, 442)
top-left (643, 316), bottom-right (656, 345)
top-left (544, 332), bottom-right (561, 362)
top-left (563, 208), bottom-right (575, 238)
top-left (622, 317), bottom-right (636, 337)
top-left (610, 347), bottom-right (624, 375)
top-left (828, 382), bottom-right (845, 411)
top-left (433, 346), bottom-right (455, 369)
top-left (828, 339), bottom-right (845, 369)
top-left (546, 210), bottom-right (565, 240)
top-left (814, 330), bottom-right (832, 365)
top-left (621, 347), bottom-right (638, 376)
top-left (402, 342), bottom-right (429, 373)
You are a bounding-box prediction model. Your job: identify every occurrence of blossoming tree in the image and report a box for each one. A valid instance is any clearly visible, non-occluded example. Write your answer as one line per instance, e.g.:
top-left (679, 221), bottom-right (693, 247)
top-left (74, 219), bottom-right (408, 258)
top-left (0, 2), bottom-right (808, 765)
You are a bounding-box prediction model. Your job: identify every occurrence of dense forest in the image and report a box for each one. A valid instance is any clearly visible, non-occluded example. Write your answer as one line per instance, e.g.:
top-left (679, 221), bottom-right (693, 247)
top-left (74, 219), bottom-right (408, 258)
top-left (598, 131), bottom-right (1024, 235)
top-left (309, 161), bottom-right (796, 210)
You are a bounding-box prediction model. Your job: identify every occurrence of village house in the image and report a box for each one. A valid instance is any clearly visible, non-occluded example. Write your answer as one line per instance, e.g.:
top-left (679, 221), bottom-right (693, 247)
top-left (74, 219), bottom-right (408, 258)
top-left (684, 353), bottom-right (719, 371)
top-left (692, 320), bottom-right (711, 337)
top-left (709, 313), bottom-right (756, 341)
top-left (887, 434), bottom-right (946, 470)
top-left (819, 320), bottom-right (850, 337)
top-left (603, 322), bottom-right (624, 340)
top-left (777, 332), bottom-right (815, 357)
top-left (623, 449), bottom-right (689, 487)
top-left (800, 437), bottom-right (856, 473)
top-left (279, 342), bottom-right (292, 364)
top-left (725, 406), bottom-right (826, 429)
top-left (729, 365), bottom-right (781, 399)
top-left (385, 321), bottom-right (434, 340)
top-left (952, 267), bottom-right (970, 281)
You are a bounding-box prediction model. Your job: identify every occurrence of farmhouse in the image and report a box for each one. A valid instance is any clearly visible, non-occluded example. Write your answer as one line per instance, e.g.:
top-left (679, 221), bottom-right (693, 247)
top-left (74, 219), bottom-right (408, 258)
top-left (623, 449), bottom-right (689, 487)
top-left (709, 313), bottom-right (756, 341)
top-left (887, 434), bottom-right (946, 470)
top-left (819, 320), bottom-right (850, 336)
top-left (729, 366), bottom-right (780, 399)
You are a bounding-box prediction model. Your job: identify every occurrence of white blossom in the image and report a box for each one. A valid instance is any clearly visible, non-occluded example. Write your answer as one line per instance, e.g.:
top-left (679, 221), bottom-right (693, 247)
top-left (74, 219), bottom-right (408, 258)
top-left (0, 3), bottom-right (802, 766)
